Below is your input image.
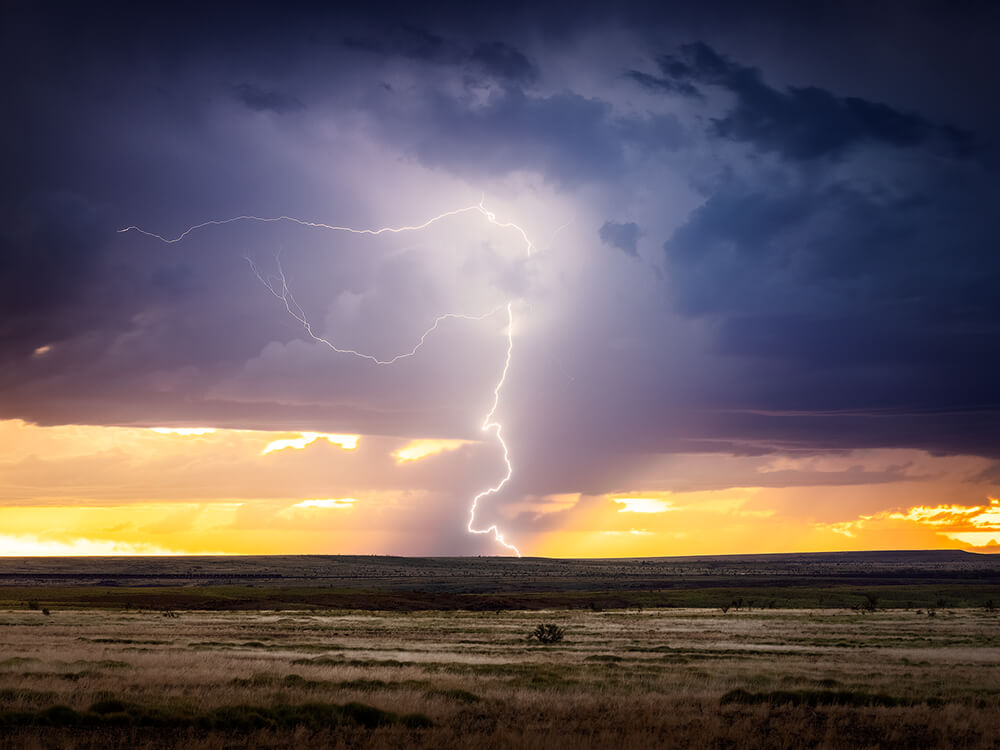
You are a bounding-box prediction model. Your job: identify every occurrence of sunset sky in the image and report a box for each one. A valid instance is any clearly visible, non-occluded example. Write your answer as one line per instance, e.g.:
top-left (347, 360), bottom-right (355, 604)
top-left (2, 0), bottom-right (999, 556)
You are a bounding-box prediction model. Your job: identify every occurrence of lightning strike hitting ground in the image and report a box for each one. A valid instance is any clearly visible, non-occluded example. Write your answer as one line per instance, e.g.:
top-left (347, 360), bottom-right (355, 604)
top-left (466, 302), bottom-right (520, 555)
top-left (121, 198), bottom-right (530, 556)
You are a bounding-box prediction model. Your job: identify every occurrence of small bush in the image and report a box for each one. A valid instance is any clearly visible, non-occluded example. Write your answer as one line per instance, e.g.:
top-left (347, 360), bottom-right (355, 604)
top-left (42, 608), bottom-right (51, 616)
top-left (340, 702), bottom-right (397, 729)
top-left (529, 624), bottom-right (565, 644)
top-left (401, 712), bottom-right (434, 729)
top-left (88, 700), bottom-right (129, 715)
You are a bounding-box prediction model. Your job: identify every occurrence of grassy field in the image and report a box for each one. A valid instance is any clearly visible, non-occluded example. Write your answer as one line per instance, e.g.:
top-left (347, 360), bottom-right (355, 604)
top-left (2, 581), bottom-right (1000, 612)
top-left (2, 551), bottom-right (999, 612)
top-left (2, 605), bottom-right (999, 748)
top-left (2, 553), bottom-right (998, 747)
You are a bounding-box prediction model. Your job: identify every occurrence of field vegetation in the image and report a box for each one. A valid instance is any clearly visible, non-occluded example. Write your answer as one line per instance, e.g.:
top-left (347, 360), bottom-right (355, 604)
top-left (2, 603), bottom-right (999, 748)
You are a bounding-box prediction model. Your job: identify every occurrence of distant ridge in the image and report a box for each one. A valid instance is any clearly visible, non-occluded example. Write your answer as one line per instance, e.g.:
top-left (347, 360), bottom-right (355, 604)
top-left (610, 549), bottom-right (984, 563)
top-left (2, 549), bottom-right (998, 610)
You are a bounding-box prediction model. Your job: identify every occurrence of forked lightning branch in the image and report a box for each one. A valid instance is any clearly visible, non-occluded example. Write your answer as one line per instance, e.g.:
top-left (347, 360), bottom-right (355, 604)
top-left (120, 199), bottom-right (534, 556)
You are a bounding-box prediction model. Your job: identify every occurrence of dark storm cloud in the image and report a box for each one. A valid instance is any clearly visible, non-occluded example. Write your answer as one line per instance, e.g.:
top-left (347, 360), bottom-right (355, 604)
top-left (626, 66), bottom-right (701, 98)
top-left (663, 156), bottom-right (999, 370)
top-left (343, 24), bottom-right (461, 62)
top-left (345, 25), bottom-right (536, 82)
top-left (233, 84), bottom-right (305, 114)
top-left (366, 81), bottom-right (683, 185)
top-left (387, 88), bottom-right (628, 184)
top-left (469, 41), bottom-right (538, 83)
top-left (653, 41), bottom-right (1000, 454)
top-left (598, 221), bottom-right (639, 257)
top-left (0, 192), bottom-right (116, 349)
top-left (636, 42), bottom-right (973, 160)
top-left (3, 0), bottom-right (1000, 478)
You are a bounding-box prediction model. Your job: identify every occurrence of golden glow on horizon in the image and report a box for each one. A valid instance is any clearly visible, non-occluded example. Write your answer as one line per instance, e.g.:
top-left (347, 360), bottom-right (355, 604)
top-left (891, 499), bottom-right (1000, 528)
top-left (151, 427), bottom-right (218, 436)
top-left (261, 432), bottom-right (360, 454)
top-left (394, 439), bottom-right (470, 463)
top-left (824, 498), bottom-right (1000, 547)
top-left (602, 529), bottom-right (653, 535)
top-left (0, 503), bottom-right (241, 556)
top-left (0, 419), bottom-right (998, 557)
top-left (612, 496), bottom-right (675, 513)
top-left (0, 534), bottom-right (200, 556)
top-left (291, 498), bottom-right (356, 509)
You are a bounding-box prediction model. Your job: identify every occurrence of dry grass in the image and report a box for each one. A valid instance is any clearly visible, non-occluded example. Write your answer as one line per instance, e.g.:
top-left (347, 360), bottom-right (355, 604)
top-left (1, 607), bottom-right (999, 748)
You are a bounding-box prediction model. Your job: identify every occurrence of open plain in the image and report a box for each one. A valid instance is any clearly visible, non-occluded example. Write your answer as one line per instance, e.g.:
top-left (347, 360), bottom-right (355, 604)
top-left (1, 552), bottom-right (999, 749)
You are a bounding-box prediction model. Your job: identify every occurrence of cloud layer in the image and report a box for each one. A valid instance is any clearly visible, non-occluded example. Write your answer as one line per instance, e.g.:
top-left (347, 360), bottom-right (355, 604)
top-left (2, 1), bottom-right (999, 553)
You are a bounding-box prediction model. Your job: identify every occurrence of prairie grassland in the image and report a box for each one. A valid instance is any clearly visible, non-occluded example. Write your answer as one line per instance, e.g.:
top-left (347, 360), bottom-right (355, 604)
top-left (1, 606), bottom-right (999, 748)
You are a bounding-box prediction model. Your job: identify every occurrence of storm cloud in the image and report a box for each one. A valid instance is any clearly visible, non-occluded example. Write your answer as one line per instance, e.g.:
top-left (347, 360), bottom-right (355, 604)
top-left (3, 0), bottom-right (1000, 555)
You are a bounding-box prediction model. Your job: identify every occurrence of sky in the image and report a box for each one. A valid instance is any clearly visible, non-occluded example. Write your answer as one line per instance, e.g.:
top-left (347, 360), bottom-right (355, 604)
top-left (2, 0), bottom-right (999, 556)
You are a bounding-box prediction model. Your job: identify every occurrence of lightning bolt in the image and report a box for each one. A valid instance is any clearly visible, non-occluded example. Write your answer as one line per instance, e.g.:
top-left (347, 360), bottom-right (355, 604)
top-left (121, 197), bottom-right (533, 556)
top-left (467, 301), bottom-right (519, 555)
top-left (118, 197), bottom-right (534, 256)
top-left (247, 256), bottom-right (507, 365)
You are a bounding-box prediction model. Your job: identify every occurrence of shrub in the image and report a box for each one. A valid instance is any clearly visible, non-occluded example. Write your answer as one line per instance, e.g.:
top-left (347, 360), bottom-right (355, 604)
top-left (425, 688), bottom-right (481, 704)
top-left (529, 624), bottom-right (565, 644)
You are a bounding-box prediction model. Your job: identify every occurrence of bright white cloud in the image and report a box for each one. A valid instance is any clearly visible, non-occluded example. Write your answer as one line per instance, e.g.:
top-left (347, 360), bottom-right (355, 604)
top-left (613, 497), bottom-right (674, 513)
top-left (151, 427), bottom-right (218, 436)
top-left (261, 432), bottom-right (360, 455)
top-left (393, 439), bottom-right (471, 463)
top-left (292, 498), bottom-right (356, 509)
top-left (0, 533), bottom-right (219, 556)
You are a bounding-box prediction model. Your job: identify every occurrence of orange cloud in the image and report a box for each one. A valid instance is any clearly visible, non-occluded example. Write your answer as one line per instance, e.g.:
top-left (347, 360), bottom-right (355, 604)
top-left (151, 427), bottom-right (217, 436)
top-left (291, 498), bottom-right (356, 509)
top-left (820, 498), bottom-right (1000, 547)
top-left (261, 432), bottom-right (359, 454)
top-left (393, 439), bottom-right (471, 463)
top-left (1, 418), bottom-right (998, 557)
top-left (612, 496), bottom-right (674, 513)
